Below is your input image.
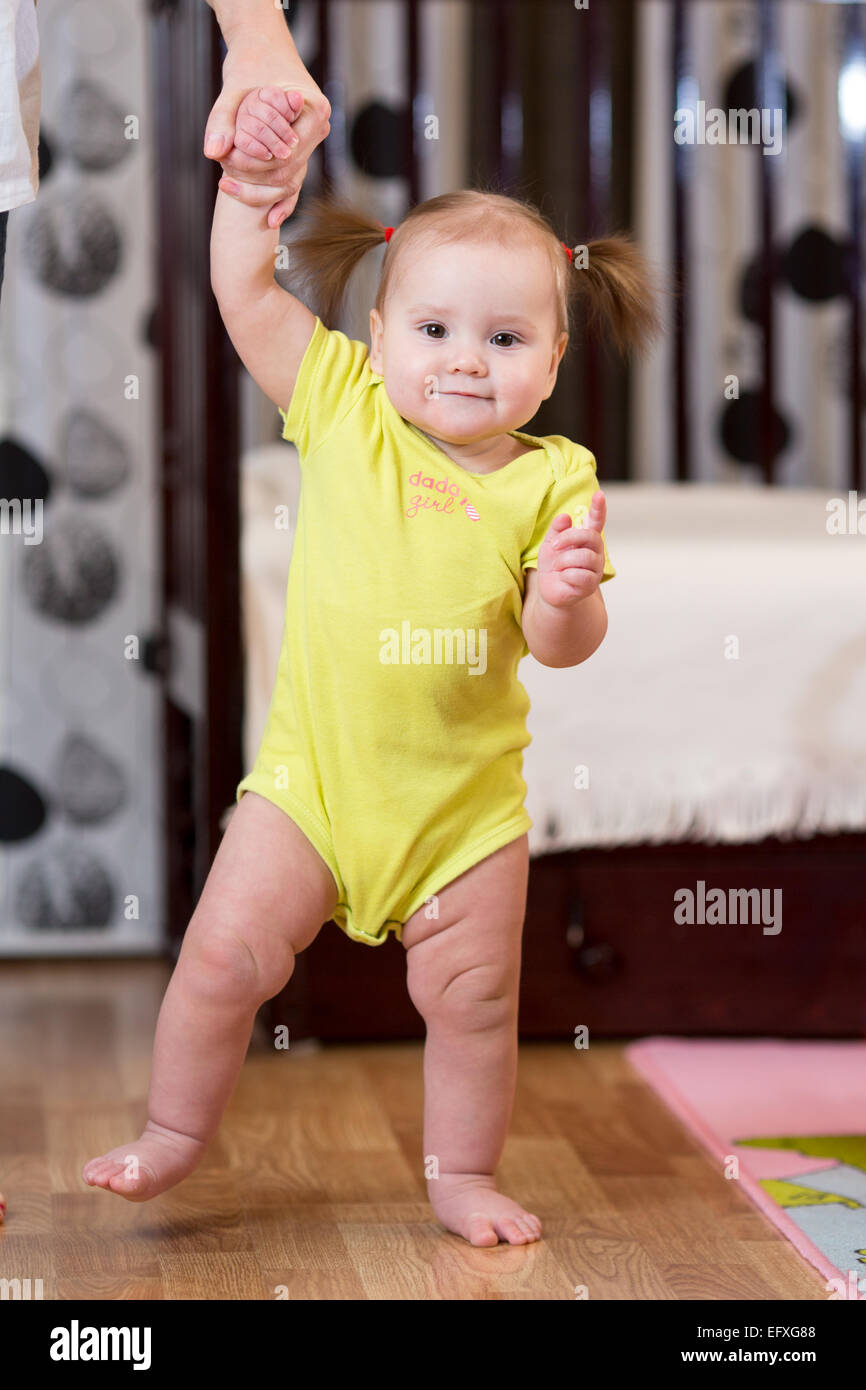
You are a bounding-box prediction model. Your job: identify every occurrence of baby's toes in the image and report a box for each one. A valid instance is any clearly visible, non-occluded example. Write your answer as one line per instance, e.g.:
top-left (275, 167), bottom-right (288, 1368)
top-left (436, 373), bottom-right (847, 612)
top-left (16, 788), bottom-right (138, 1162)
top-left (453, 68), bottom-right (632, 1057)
top-left (515, 1216), bottom-right (541, 1242)
top-left (84, 1152), bottom-right (144, 1190)
top-left (500, 1217), bottom-right (532, 1244)
top-left (466, 1213), bottom-right (499, 1247)
top-left (82, 1158), bottom-right (116, 1187)
top-left (107, 1165), bottom-right (155, 1198)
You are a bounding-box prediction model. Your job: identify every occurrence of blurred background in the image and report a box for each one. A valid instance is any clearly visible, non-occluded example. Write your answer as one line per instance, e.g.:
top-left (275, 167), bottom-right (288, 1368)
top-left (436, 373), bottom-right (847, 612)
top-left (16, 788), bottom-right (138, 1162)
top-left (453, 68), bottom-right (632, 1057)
top-left (1, 0), bottom-right (864, 1042)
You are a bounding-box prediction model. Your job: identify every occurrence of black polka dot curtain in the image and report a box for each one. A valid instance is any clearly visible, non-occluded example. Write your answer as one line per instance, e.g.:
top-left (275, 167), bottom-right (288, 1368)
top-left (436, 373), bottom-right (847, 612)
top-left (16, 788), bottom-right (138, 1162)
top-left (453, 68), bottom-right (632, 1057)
top-left (276, 0), bottom-right (471, 343)
top-left (633, 0), bottom-right (863, 487)
top-left (0, 0), bottom-right (161, 949)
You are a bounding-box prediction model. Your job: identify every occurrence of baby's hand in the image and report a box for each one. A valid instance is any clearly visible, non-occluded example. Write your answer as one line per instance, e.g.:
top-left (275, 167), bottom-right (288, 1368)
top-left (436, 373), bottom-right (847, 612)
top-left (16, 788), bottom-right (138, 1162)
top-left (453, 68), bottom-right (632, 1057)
top-left (232, 86), bottom-right (300, 162)
top-left (535, 492), bottom-right (607, 608)
top-left (218, 88), bottom-right (304, 225)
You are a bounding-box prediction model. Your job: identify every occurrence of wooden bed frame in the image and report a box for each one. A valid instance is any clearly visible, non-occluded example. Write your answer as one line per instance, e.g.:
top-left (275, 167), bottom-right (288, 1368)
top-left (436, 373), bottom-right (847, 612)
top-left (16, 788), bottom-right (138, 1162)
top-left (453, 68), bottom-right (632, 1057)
top-left (262, 830), bottom-right (866, 1041)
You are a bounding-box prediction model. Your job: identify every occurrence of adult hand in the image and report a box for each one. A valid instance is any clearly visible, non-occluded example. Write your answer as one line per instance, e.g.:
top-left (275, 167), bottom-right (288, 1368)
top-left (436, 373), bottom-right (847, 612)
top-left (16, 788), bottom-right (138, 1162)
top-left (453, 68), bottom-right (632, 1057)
top-left (203, 36), bottom-right (330, 227)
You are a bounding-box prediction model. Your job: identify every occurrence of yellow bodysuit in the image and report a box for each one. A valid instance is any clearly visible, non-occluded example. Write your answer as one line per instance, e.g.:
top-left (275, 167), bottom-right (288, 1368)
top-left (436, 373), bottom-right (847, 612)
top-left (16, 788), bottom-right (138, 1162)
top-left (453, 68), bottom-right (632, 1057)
top-left (236, 316), bottom-right (614, 945)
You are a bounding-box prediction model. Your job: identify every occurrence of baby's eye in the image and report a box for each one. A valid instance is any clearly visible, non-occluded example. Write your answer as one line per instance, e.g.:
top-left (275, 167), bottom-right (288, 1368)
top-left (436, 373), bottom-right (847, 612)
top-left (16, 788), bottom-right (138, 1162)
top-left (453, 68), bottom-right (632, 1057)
top-left (421, 323), bottom-right (446, 338)
top-left (492, 332), bottom-right (520, 347)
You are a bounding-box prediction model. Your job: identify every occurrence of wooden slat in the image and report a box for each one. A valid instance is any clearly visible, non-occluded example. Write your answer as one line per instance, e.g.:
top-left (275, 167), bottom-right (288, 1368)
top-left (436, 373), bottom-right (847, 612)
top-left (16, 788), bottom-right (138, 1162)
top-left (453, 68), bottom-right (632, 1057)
top-left (152, 5), bottom-right (242, 938)
top-left (318, 0), bottom-right (333, 192)
top-left (672, 0), bottom-right (690, 480)
top-left (757, 0), bottom-right (778, 485)
top-left (407, 0), bottom-right (420, 202)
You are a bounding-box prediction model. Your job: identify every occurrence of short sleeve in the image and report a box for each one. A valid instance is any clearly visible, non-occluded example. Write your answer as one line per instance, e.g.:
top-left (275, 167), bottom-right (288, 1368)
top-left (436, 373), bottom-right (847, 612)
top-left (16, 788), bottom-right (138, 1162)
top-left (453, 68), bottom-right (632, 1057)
top-left (521, 447), bottom-right (615, 582)
top-left (279, 316), bottom-right (373, 461)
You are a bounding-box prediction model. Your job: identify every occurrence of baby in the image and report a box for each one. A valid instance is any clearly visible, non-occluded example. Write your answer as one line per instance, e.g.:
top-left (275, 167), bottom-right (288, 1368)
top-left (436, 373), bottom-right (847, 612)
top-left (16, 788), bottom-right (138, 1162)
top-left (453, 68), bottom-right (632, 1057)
top-left (83, 87), bottom-right (660, 1247)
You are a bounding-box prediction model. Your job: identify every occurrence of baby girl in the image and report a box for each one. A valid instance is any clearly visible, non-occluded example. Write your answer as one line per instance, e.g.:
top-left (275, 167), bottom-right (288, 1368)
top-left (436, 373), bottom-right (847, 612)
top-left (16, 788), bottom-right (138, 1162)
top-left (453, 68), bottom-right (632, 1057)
top-left (83, 87), bottom-right (659, 1247)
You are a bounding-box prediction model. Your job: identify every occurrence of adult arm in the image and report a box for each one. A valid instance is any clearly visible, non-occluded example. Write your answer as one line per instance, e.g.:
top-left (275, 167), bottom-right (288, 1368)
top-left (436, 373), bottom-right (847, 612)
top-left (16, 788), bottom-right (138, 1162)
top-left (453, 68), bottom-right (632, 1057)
top-left (202, 0), bottom-right (330, 226)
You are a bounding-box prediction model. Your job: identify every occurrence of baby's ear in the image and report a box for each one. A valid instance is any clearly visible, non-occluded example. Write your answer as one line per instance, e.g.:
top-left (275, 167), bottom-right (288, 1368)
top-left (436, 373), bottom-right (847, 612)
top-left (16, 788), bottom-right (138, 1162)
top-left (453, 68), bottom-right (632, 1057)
top-left (369, 307), bottom-right (384, 358)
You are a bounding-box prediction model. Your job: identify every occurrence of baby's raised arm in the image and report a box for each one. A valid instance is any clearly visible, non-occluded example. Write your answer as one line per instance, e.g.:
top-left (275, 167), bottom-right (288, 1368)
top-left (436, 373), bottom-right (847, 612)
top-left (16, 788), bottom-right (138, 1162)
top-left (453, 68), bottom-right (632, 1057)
top-left (210, 110), bottom-right (316, 414)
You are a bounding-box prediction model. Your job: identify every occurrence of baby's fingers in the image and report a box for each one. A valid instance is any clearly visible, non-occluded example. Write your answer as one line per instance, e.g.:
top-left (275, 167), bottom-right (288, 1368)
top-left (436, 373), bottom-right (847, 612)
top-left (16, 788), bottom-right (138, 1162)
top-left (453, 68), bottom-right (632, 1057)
top-left (550, 546), bottom-right (603, 574)
top-left (258, 87), bottom-right (302, 120)
top-left (236, 89), bottom-right (300, 160)
top-left (218, 175), bottom-right (292, 210)
top-left (585, 490), bottom-right (606, 533)
top-left (234, 118), bottom-right (296, 162)
top-left (551, 526), bottom-right (604, 556)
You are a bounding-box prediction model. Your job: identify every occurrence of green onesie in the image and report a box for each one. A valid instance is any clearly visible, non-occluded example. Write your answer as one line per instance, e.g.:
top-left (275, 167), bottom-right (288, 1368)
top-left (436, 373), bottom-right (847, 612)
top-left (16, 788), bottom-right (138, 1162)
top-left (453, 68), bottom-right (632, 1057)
top-left (236, 316), bottom-right (614, 945)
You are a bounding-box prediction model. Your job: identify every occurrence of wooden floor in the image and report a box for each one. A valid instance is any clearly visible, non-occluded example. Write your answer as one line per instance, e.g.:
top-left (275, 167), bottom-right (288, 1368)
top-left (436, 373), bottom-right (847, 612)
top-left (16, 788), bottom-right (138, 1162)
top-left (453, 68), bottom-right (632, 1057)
top-left (0, 959), bottom-right (826, 1301)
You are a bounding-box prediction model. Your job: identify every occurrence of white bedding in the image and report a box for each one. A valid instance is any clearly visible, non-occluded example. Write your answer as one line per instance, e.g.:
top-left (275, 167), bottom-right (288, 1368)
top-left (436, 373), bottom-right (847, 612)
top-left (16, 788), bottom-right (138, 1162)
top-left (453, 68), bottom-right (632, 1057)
top-left (240, 445), bottom-right (866, 851)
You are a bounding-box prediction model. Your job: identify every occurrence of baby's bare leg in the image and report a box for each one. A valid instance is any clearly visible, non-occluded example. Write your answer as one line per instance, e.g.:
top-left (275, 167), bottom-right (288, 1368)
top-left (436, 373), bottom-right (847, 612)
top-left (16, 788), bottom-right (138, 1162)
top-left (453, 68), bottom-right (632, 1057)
top-left (82, 792), bottom-right (338, 1201)
top-left (401, 833), bottom-right (539, 1246)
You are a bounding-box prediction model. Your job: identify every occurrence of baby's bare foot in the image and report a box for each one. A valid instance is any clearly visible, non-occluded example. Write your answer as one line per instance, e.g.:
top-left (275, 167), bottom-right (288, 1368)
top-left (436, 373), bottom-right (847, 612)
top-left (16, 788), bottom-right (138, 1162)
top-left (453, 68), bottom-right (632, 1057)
top-left (430, 1173), bottom-right (542, 1247)
top-left (82, 1120), bottom-right (207, 1202)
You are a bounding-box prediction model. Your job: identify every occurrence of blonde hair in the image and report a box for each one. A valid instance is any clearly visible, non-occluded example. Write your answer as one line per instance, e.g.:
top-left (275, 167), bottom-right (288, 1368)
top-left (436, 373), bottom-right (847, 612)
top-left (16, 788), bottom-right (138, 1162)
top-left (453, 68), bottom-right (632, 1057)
top-left (283, 187), bottom-right (664, 358)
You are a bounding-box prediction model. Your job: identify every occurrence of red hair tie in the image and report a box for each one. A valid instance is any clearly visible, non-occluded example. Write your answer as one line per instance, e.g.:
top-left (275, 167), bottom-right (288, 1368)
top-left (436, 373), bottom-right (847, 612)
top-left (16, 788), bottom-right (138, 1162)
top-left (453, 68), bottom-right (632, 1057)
top-left (561, 241), bottom-right (573, 262)
top-left (383, 225), bottom-right (395, 243)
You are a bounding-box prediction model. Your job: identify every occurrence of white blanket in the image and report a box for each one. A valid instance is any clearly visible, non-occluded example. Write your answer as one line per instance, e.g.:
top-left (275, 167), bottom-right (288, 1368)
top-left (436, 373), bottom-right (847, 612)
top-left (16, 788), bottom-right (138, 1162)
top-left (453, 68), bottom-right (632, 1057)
top-left (241, 446), bottom-right (866, 850)
top-left (522, 482), bottom-right (866, 848)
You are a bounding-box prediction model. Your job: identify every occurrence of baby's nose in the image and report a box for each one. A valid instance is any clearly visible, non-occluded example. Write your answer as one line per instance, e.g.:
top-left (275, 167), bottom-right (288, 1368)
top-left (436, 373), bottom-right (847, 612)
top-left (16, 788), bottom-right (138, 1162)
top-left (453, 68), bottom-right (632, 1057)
top-left (449, 351), bottom-right (485, 372)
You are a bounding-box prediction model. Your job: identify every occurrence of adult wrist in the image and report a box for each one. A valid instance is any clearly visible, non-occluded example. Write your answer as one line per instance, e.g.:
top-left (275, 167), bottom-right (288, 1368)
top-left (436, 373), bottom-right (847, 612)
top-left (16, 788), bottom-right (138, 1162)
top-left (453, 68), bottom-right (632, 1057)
top-left (218, 4), bottom-right (297, 53)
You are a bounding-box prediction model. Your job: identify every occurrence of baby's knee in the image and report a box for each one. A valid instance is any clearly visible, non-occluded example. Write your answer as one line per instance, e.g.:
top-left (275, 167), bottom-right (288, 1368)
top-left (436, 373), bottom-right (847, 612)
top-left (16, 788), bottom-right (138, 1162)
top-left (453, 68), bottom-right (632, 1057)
top-left (181, 925), bottom-right (294, 1005)
top-left (410, 959), bottom-right (518, 1029)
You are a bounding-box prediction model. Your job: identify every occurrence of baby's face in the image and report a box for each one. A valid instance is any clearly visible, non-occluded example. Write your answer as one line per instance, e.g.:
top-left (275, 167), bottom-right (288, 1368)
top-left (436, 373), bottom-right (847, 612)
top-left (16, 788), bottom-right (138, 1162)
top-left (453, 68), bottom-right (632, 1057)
top-left (369, 237), bottom-right (568, 461)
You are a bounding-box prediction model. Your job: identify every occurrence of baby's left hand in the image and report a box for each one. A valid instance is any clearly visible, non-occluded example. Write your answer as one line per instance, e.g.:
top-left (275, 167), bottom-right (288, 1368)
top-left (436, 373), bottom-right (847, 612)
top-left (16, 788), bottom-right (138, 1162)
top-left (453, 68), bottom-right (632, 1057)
top-left (536, 491), bottom-right (607, 608)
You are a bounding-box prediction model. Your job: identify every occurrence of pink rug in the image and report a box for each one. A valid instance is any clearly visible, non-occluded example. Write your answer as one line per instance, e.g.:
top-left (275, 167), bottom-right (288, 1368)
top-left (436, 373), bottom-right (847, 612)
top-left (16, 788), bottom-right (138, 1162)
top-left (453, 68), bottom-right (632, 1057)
top-left (625, 1038), bottom-right (866, 1298)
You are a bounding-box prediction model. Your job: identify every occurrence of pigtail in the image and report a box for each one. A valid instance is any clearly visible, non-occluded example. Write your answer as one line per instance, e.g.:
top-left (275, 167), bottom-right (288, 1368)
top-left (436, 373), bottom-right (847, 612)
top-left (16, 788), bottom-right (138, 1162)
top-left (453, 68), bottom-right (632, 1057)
top-left (282, 193), bottom-right (387, 328)
top-left (572, 235), bottom-right (666, 358)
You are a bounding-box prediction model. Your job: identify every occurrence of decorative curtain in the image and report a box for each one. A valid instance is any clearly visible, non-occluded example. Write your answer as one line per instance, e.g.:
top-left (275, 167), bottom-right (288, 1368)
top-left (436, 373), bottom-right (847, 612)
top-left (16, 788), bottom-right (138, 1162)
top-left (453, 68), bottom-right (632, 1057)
top-left (633, 0), bottom-right (859, 486)
top-left (0, 0), bottom-right (161, 952)
top-left (243, 0), bottom-right (473, 449)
